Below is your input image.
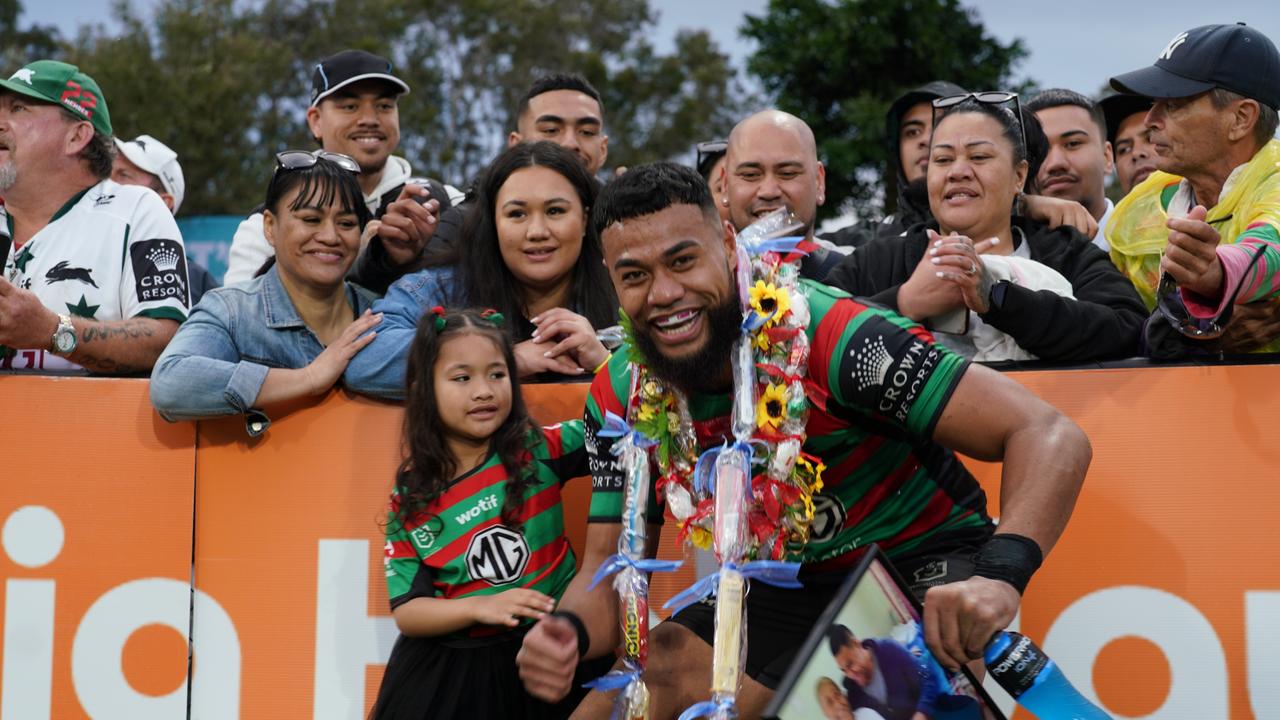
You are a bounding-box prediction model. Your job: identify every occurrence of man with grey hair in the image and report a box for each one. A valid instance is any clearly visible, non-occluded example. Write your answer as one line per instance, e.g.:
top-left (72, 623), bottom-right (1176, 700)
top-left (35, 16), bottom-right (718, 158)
top-left (0, 60), bottom-right (187, 373)
top-left (1106, 23), bottom-right (1280, 352)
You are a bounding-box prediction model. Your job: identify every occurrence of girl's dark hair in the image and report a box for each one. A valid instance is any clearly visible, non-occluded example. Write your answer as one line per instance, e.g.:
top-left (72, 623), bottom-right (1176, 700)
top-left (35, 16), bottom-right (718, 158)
top-left (263, 155), bottom-right (372, 230)
top-left (454, 141), bottom-right (617, 337)
top-left (393, 308), bottom-right (540, 533)
top-left (934, 99), bottom-right (1048, 193)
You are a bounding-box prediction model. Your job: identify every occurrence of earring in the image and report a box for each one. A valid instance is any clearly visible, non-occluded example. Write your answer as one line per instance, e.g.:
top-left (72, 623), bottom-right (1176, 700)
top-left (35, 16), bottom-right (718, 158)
top-left (722, 197), bottom-right (729, 206)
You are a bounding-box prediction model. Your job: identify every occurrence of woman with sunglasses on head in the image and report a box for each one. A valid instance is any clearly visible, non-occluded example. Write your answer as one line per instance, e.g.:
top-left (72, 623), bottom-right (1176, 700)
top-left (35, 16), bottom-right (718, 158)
top-left (150, 151), bottom-right (382, 430)
top-left (345, 141), bottom-right (617, 398)
top-left (826, 94), bottom-right (1146, 363)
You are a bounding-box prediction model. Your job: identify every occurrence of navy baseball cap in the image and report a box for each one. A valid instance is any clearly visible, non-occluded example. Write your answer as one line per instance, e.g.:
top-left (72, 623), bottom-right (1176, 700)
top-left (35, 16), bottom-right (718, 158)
top-left (1110, 23), bottom-right (1280, 110)
top-left (309, 50), bottom-right (409, 107)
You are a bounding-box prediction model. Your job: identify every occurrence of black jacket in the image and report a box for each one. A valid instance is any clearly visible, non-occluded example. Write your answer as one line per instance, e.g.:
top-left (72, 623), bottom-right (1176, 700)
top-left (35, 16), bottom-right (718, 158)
top-left (824, 217), bottom-right (1147, 363)
top-left (820, 81), bottom-right (966, 249)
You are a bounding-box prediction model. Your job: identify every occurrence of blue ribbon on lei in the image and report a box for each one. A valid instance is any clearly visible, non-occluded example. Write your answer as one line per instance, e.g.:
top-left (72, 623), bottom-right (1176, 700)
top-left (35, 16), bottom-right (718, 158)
top-left (739, 235), bottom-right (810, 258)
top-left (588, 553), bottom-right (683, 591)
top-left (677, 697), bottom-right (737, 720)
top-left (599, 411), bottom-right (658, 450)
top-left (662, 560), bottom-right (803, 615)
top-left (583, 668), bottom-right (641, 691)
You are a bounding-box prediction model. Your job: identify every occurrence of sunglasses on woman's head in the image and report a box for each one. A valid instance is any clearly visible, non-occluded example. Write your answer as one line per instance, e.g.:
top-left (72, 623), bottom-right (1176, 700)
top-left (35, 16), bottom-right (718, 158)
top-left (274, 149), bottom-right (361, 175)
top-left (931, 91), bottom-right (1026, 159)
top-left (1155, 215), bottom-right (1261, 340)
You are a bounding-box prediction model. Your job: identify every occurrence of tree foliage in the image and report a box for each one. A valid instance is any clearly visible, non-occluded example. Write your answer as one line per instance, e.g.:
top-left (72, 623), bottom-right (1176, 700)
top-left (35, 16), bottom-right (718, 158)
top-left (743, 0), bottom-right (1029, 220)
top-left (0, 0), bottom-right (61, 71)
top-left (45, 0), bottom-right (746, 214)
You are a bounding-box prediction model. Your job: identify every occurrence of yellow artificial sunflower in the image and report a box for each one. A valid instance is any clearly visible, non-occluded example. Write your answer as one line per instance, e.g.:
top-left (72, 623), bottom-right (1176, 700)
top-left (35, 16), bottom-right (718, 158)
top-left (749, 280), bottom-right (791, 326)
top-left (636, 402), bottom-right (658, 423)
top-left (756, 382), bottom-right (788, 430)
top-left (796, 455), bottom-right (826, 493)
top-left (686, 524), bottom-right (713, 550)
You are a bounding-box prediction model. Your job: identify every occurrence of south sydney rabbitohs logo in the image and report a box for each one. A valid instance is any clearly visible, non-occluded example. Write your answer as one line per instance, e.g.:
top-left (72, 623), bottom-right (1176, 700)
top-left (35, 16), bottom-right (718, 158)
top-left (466, 526), bottom-right (530, 585)
top-left (128, 239), bottom-right (189, 306)
top-left (808, 494), bottom-right (846, 544)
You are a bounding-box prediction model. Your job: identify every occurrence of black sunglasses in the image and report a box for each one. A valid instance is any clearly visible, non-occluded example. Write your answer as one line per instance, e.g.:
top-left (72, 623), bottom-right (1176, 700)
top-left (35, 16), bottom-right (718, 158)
top-left (932, 91), bottom-right (1026, 161)
top-left (274, 149), bottom-right (360, 176)
top-left (1156, 217), bottom-right (1263, 340)
top-left (695, 139), bottom-right (728, 177)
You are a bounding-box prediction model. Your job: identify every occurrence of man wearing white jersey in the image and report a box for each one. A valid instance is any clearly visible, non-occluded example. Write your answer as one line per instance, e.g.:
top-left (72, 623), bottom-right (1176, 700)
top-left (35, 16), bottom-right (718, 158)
top-left (0, 60), bottom-right (187, 374)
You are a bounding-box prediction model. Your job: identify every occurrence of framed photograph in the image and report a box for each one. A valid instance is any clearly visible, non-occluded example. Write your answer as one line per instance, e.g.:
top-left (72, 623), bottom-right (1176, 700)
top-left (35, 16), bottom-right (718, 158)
top-left (764, 544), bottom-right (1005, 720)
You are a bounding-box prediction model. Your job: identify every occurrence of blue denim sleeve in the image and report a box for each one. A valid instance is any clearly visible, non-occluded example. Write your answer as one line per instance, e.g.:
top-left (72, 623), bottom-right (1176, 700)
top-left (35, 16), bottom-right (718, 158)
top-left (149, 291), bottom-right (271, 421)
top-left (342, 269), bottom-right (444, 400)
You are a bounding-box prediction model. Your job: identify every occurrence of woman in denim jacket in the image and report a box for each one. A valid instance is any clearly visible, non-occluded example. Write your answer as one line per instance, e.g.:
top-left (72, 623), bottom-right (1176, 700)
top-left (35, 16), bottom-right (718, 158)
top-left (150, 152), bottom-right (382, 430)
top-left (344, 142), bottom-right (616, 399)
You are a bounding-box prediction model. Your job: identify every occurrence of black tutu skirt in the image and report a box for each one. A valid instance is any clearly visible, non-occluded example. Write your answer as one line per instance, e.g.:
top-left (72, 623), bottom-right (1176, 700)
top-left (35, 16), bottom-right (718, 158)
top-left (371, 629), bottom-right (615, 720)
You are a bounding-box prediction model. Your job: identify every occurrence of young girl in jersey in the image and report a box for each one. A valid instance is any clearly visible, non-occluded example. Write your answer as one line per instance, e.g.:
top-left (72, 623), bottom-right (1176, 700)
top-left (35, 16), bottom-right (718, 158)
top-left (372, 307), bottom-right (607, 720)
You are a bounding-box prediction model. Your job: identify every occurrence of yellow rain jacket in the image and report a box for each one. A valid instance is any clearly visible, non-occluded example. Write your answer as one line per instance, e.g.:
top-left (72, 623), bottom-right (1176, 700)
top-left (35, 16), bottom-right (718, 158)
top-left (1107, 138), bottom-right (1280, 314)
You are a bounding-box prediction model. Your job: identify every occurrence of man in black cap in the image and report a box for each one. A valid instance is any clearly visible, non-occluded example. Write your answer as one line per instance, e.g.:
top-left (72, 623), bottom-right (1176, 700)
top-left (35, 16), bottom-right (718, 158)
top-left (224, 50), bottom-right (459, 287)
top-left (1099, 94), bottom-right (1156, 197)
top-left (1106, 23), bottom-right (1280, 352)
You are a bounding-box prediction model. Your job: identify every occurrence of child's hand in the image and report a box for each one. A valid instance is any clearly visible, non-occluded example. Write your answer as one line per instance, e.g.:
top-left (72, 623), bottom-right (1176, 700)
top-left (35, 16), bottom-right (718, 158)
top-left (470, 589), bottom-right (556, 627)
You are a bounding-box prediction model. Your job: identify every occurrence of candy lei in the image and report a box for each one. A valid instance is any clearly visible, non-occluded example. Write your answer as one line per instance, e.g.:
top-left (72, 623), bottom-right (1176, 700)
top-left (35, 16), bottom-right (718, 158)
top-left (631, 210), bottom-right (825, 720)
top-left (629, 210), bottom-right (827, 563)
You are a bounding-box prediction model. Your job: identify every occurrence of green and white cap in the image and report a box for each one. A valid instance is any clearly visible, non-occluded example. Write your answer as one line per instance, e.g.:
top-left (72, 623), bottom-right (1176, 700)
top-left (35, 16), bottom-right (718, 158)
top-left (0, 60), bottom-right (112, 136)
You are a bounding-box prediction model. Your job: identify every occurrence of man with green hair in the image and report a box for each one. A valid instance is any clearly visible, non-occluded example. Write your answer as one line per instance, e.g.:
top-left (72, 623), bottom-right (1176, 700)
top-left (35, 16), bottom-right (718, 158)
top-left (0, 60), bottom-right (188, 373)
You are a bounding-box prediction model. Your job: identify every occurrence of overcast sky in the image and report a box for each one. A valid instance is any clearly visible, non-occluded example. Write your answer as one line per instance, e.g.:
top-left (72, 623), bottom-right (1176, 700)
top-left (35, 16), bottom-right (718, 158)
top-left (20, 0), bottom-right (1280, 99)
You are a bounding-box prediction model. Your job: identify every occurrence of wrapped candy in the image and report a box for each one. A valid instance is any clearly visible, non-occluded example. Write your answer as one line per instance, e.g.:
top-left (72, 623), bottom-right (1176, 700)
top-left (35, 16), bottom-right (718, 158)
top-left (586, 411), bottom-right (681, 719)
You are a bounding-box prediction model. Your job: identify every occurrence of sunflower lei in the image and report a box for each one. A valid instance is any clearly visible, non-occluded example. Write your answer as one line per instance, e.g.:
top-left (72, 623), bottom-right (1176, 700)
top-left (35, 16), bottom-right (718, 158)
top-left (621, 212), bottom-right (826, 561)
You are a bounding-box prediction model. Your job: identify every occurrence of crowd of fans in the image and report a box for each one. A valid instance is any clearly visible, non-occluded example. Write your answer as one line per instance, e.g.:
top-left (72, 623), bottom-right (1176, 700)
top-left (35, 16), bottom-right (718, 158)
top-left (3, 25), bottom-right (1277, 383)
top-left (1, 19), bottom-right (1275, 720)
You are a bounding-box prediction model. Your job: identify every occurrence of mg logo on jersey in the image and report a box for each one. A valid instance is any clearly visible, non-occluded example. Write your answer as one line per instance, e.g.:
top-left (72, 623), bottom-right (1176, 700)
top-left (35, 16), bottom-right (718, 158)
top-left (808, 494), bottom-right (846, 544)
top-left (466, 526), bottom-right (530, 585)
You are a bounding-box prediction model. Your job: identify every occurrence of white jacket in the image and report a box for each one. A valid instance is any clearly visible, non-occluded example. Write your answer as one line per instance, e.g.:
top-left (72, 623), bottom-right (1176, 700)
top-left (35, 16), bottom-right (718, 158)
top-left (224, 156), bottom-right (434, 286)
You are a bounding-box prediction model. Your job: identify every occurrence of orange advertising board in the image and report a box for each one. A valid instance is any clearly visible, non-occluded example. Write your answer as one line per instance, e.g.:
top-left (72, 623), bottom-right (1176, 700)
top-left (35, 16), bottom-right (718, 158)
top-left (4, 365), bottom-right (1280, 718)
top-left (0, 375), bottom-right (195, 719)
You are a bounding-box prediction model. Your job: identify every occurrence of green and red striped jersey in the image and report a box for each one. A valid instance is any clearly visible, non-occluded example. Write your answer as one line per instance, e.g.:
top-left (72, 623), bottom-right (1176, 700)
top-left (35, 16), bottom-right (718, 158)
top-left (383, 422), bottom-right (587, 636)
top-left (585, 280), bottom-right (992, 574)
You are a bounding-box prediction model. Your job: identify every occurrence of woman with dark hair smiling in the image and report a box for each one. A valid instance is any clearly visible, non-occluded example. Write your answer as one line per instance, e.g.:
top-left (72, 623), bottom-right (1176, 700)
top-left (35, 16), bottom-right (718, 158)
top-left (346, 141), bottom-right (616, 397)
top-left (826, 95), bottom-right (1146, 363)
top-left (150, 151), bottom-right (382, 430)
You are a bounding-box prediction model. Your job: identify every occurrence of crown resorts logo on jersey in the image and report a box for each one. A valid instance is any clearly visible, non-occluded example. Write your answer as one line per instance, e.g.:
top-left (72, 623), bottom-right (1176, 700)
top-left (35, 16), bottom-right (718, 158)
top-left (852, 335), bottom-right (894, 392)
top-left (128, 239), bottom-right (189, 307)
top-left (466, 526), bottom-right (530, 585)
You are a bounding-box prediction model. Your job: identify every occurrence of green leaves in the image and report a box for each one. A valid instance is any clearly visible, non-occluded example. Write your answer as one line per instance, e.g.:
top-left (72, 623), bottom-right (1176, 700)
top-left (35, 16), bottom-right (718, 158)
top-left (743, 0), bottom-right (1029, 222)
top-left (50, 0), bottom-right (746, 215)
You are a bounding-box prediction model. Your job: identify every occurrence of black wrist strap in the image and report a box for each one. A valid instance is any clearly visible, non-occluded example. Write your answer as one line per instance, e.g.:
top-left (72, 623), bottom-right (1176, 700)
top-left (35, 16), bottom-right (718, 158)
top-left (551, 610), bottom-right (590, 659)
top-left (973, 533), bottom-right (1043, 595)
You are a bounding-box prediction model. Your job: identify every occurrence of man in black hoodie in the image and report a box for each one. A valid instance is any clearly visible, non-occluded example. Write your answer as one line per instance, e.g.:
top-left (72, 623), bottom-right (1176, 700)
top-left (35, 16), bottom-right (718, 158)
top-left (824, 82), bottom-right (965, 248)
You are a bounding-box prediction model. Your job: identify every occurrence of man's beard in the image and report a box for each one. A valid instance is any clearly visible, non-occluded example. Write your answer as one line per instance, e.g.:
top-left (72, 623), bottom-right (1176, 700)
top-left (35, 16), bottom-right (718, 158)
top-left (0, 161), bottom-right (17, 191)
top-left (632, 293), bottom-right (742, 396)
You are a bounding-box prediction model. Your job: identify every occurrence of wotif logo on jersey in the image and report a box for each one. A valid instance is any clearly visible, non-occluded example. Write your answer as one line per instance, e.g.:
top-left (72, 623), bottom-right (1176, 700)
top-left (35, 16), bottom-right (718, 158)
top-left (454, 494), bottom-right (499, 525)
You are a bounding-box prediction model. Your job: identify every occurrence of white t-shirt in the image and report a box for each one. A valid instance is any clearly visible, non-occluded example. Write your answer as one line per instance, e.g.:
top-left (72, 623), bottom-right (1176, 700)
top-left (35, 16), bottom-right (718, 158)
top-left (1, 180), bottom-right (188, 371)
